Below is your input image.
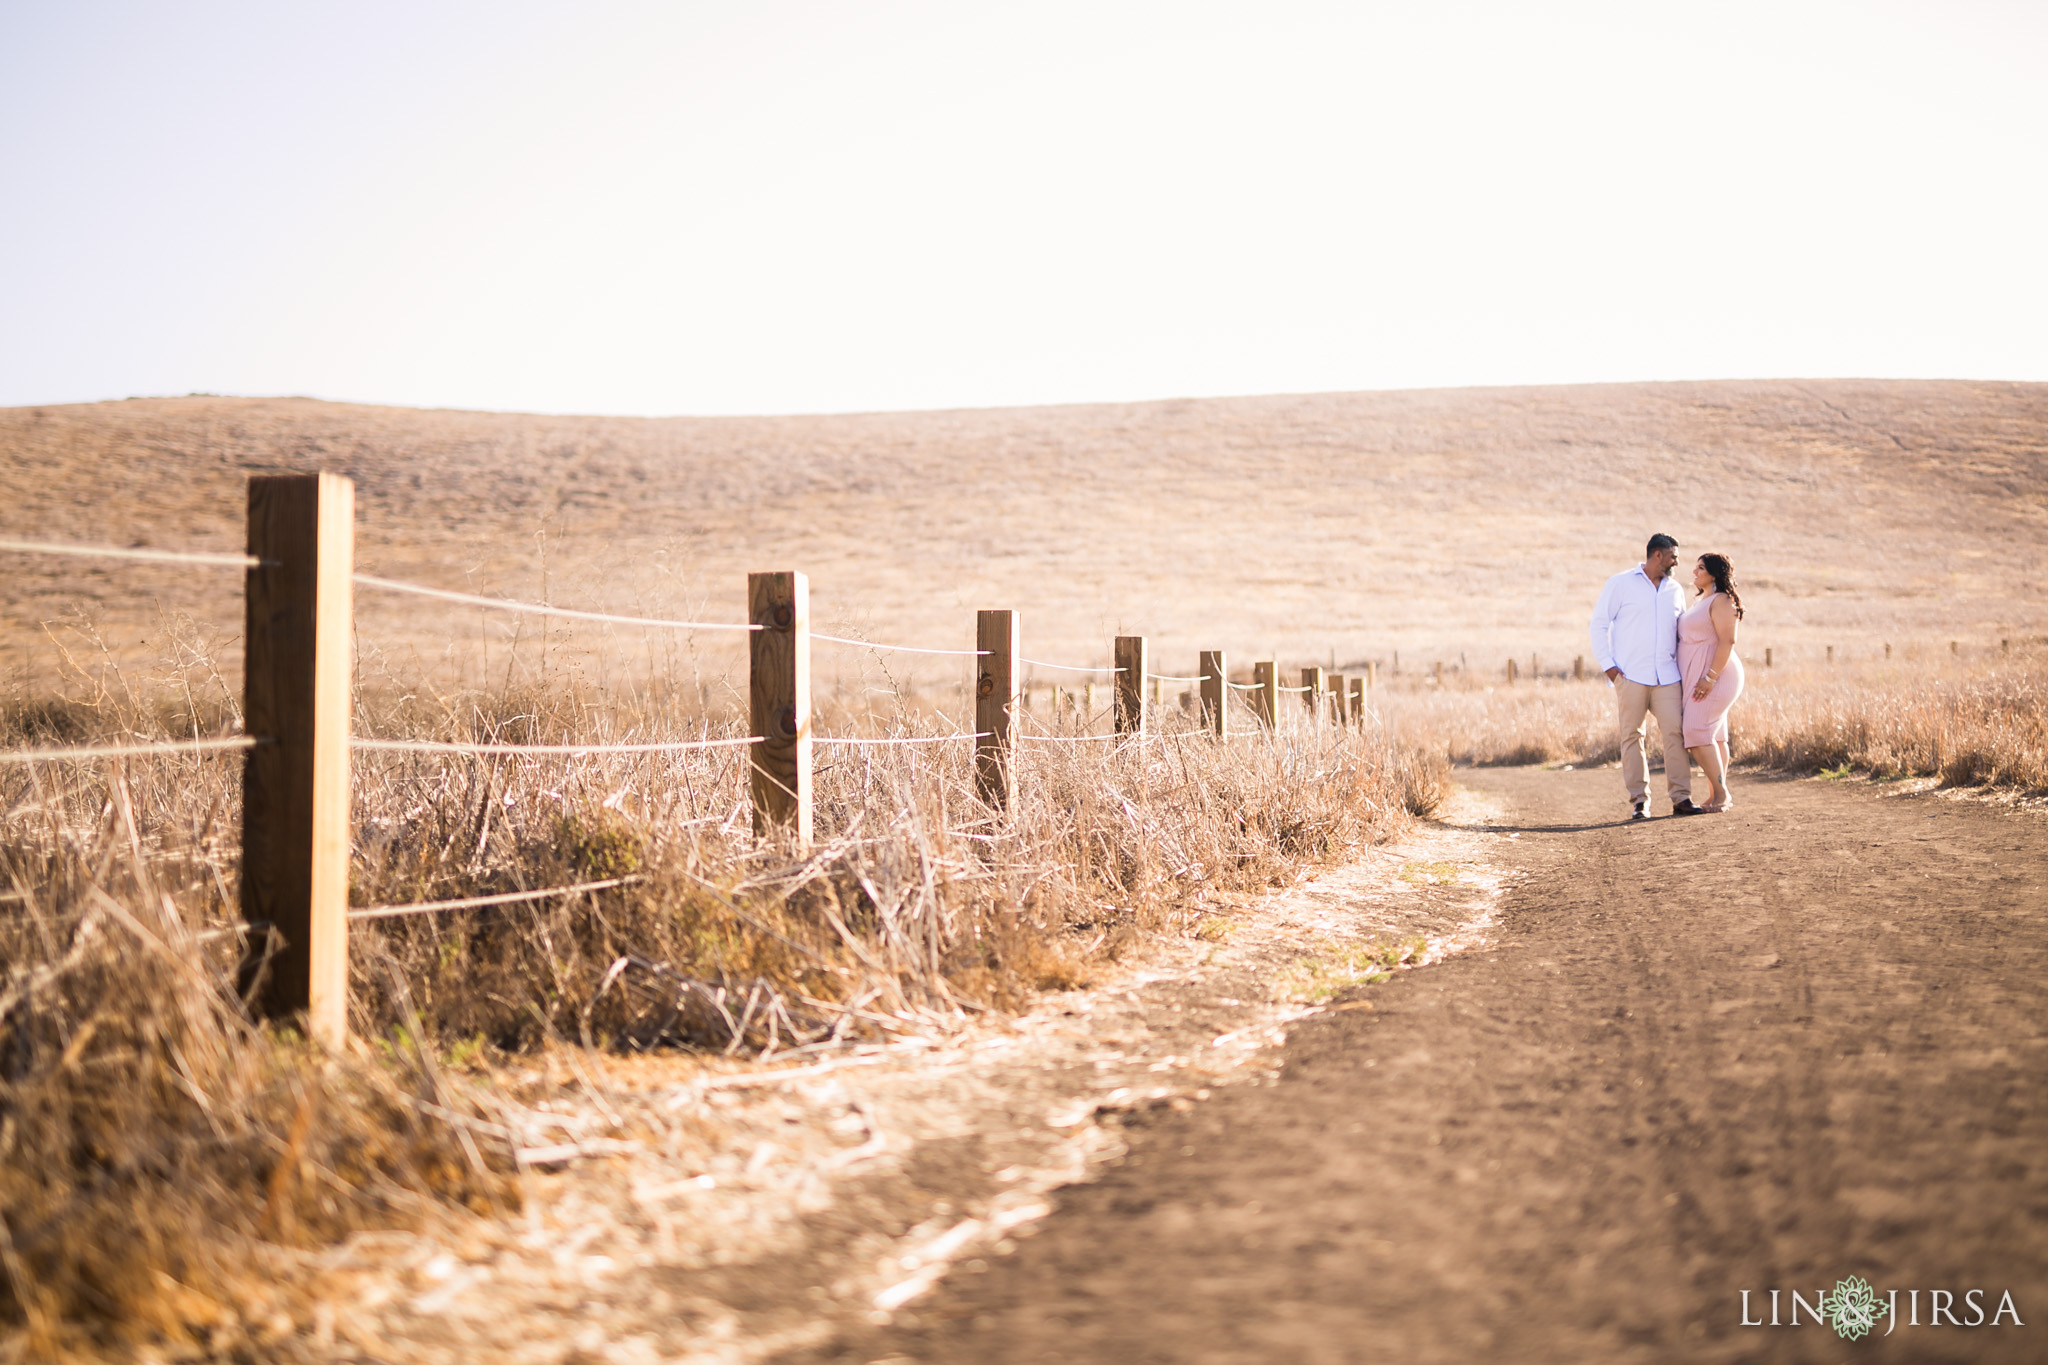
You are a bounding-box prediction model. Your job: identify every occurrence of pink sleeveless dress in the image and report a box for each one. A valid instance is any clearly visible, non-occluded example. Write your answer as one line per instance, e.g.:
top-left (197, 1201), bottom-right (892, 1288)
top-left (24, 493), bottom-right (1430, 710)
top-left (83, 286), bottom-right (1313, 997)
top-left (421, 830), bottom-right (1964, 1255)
top-left (1678, 594), bottom-right (1743, 747)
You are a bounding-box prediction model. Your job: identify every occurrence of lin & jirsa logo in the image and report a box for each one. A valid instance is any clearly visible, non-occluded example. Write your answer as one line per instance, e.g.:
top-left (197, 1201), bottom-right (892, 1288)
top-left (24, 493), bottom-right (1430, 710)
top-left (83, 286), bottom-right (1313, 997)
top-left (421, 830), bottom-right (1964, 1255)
top-left (1741, 1276), bottom-right (2024, 1340)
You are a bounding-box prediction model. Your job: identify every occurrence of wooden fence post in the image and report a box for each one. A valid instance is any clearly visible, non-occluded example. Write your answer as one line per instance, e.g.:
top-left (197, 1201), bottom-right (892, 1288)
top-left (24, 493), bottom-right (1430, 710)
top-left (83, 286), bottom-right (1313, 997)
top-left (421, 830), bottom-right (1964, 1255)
top-left (976, 610), bottom-right (1019, 810)
top-left (1114, 636), bottom-right (1147, 737)
top-left (1300, 667), bottom-right (1323, 716)
top-left (1200, 651), bottom-right (1228, 738)
top-left (1252, 660), bottom-right (1278, 729)
top-left (749, 571), bottom-right (811, 848)
top-left (1329, 673), bottom-right (1349, 726)
top-left (1574, 655), bottom-right (1585, 681)
top-left (241, 472), bottom-right (354, 1049)
top-left (1506, 657), bottom-right (1518, 684)
top-left (1348, 676), bottom-right (1365, 725)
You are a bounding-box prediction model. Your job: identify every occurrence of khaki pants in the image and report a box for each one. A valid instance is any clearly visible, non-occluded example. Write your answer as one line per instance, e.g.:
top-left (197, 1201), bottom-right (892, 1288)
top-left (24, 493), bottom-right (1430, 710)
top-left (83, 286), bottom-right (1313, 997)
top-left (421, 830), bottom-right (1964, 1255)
top-left (1615, 679), bottom-right (1691, 806)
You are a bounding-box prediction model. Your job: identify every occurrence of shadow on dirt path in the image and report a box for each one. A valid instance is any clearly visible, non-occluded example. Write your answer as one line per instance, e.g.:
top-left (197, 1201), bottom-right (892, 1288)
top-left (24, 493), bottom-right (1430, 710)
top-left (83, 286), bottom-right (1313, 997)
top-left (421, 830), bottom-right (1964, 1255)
top-left (786, 768), bottom-right (2048, 1364)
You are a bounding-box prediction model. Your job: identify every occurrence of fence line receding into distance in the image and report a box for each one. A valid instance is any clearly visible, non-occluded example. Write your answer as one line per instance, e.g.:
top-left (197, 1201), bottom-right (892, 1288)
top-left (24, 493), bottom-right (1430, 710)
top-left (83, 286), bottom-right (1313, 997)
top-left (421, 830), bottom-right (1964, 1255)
top-left (2, 474), bottom-right (1387, 1047)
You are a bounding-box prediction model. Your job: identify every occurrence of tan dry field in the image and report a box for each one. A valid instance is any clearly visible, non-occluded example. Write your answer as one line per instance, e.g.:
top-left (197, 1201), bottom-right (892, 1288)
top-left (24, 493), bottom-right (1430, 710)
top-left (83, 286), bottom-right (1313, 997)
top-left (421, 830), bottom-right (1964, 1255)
top-left (5, 381), bottom-right (2048, 1361)
top-left (4, 379), bottom-right (2045, 703)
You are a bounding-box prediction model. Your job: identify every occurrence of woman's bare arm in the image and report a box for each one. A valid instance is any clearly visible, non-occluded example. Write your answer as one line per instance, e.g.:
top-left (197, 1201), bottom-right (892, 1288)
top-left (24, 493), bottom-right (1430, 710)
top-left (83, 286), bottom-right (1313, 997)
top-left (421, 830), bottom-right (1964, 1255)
top-left (1692, 596), bottom-right (1740, 700)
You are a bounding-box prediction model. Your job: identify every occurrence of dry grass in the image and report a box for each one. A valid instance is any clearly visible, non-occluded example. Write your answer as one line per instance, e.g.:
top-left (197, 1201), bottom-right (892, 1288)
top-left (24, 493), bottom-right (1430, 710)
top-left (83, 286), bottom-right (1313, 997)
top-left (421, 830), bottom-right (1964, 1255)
top-left (1732, 645), bottom-right (2048, 793)
top-left (0, 627), bottom-right (1442, 1354)
top-left (1374, 641), bottom-right (2048, 795)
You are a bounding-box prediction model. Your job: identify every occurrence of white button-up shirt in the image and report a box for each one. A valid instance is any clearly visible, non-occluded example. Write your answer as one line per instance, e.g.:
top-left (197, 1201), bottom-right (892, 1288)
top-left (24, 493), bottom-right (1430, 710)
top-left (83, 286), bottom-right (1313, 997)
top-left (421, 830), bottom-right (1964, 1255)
top-left (1589, 564), bottom-right (1684, 686)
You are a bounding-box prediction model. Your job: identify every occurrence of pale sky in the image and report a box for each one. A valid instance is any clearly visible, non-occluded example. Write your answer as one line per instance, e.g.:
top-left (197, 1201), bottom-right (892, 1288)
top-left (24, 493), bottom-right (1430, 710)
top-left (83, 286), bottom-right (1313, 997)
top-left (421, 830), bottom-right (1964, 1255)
top-left (3, 0), bottom-right (2044, 416)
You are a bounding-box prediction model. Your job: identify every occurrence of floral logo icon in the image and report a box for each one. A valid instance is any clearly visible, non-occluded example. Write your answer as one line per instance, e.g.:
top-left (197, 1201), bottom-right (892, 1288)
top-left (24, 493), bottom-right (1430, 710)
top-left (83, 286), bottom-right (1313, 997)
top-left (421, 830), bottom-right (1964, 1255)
top-left (1821, 1275), bottom-right (1889, 1341)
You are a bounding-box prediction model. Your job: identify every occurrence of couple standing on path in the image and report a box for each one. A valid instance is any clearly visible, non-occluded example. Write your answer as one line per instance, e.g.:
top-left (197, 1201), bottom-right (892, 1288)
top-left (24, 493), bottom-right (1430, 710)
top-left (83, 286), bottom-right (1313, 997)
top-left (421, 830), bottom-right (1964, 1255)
top-left (1590, 532), bottom-right (1746, 818)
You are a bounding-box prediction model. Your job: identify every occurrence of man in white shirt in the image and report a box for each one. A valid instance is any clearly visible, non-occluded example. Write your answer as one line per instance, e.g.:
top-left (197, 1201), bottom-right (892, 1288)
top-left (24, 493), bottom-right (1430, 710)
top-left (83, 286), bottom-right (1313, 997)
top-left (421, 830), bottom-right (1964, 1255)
top-left (1589, 533), bottom-right (1700, 820)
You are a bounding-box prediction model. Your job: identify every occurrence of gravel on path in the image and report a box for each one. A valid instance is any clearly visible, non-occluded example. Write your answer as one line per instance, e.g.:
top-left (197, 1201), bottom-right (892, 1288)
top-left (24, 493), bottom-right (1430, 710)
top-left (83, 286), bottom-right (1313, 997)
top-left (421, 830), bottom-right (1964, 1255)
top-left (793, 768), bottom-right (2048, 1365)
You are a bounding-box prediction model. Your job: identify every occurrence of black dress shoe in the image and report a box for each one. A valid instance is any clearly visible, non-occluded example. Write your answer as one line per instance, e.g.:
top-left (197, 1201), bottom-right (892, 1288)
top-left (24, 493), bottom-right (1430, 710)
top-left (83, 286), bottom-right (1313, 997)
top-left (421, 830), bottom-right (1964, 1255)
top-left (1670, 799), bottom-right (1704, 816)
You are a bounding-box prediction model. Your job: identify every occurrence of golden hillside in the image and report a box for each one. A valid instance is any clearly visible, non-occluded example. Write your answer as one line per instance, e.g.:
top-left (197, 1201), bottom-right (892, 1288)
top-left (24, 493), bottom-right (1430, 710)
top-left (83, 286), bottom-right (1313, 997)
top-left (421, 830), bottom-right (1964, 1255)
top-left (4, 380), bottom-right (2043, 694)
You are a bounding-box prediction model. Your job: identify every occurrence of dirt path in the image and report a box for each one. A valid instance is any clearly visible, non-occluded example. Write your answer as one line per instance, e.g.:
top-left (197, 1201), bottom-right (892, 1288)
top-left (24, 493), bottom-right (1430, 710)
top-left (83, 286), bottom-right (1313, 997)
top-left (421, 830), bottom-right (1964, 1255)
top-left (294, 797), bottom-right (1509, 1363)
top-left (788, 769), bottom-right (2048, 1364)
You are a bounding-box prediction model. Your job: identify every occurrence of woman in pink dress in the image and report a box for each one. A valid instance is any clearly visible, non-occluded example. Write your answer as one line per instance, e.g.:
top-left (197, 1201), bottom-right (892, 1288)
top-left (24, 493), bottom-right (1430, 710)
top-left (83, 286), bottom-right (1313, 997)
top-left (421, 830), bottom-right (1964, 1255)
top-left (1678, 553), bottom-right (1745, 812)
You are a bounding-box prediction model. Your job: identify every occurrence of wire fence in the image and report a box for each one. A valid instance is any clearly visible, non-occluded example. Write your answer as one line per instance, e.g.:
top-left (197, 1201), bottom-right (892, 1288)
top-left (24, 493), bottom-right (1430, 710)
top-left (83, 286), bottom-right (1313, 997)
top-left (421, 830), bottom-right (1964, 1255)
top-left (1021, 659), bottom-right (1123, 673)
top-left (811, 633), bottom-right (985, 657)
top-left (0, 735), bottom-right (260, 765)
top-left (0, 531), bottom-right (1373, 778)
top-left (349, 876), bottom-right (644, 921)
top-left (4, 483), bottom-right (1394, 1034)
top-left (813, 733), bottom-right (987, 746)
top-left (353, 573), bottom-right (759, 632)
top-left (352, 736), bottom-right (761, 757)
top-left (0, 536), bottom-right (263, 569)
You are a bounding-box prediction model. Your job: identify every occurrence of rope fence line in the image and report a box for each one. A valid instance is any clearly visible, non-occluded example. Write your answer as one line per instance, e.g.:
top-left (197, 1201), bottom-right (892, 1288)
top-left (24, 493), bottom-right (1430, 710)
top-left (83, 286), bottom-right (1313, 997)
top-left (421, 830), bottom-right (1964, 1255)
top-left (353, 574), bottom-right (759, 632)
top-left (0, 735), bottom-right (262, 765)
top-left (352, 736), bottom-right (761, 756)
top-left (1020, 659), bottom-right (1124, 674)
top-left (0, 536), bottom-right (264, 569)
top-left (7, 471), bottom-right (1389, 1048)
top-left (350, 876), bottom-right (644, 921)
top-left (814, 732), bottom-right (989, 746)
top-left (812, 633), bottom-right (988, 657)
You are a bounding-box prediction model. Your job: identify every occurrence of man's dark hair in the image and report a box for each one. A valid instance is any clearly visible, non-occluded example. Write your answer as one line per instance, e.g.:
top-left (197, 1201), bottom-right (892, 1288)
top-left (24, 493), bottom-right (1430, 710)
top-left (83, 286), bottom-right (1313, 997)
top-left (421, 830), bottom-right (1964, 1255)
top-left (1646, 533), bottom-right (1678, 555)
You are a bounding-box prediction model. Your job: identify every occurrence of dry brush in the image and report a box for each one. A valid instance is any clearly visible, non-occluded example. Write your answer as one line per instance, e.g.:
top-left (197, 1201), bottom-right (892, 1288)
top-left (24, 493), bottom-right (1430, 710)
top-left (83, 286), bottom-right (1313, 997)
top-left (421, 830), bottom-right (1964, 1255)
top-left (0, 628), bottom-right (1444, 1353)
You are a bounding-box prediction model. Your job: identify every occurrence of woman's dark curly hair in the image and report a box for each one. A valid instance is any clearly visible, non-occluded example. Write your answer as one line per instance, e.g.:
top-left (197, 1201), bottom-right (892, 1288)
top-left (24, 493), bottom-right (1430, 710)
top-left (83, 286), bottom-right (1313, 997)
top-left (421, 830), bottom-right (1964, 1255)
top-left (1697, 553), bottom-right (1744, 619)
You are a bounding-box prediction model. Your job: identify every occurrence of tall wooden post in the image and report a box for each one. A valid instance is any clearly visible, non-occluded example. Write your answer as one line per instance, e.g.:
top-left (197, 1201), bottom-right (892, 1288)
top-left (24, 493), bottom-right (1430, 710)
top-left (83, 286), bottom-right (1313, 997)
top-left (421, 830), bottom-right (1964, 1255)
top-left (976, 610), bottom-right (1019, 810)
top-left (1329, 673), bottom-right (1349, 726)
top-left (1300, 667), bottom-right (1323, 716)
top-left (241, 473), bottom-right (353, 1049)
top-left (1200, 651), bottom-right (1227, 739)
top-left (1574, 655), bottom-right (1585, 681)
top-left (1348, 676), bottom-right (1365, 725)
top-left (1252, 660), bottom-right (1278, 729)
top-left (1114, 636), bottom-right (1147, 737)
top-left (749, 571), bottom-right (811, 848)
